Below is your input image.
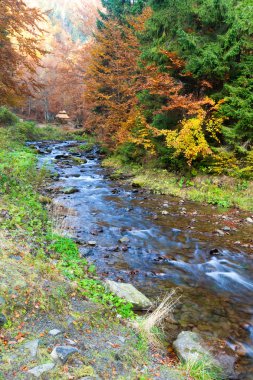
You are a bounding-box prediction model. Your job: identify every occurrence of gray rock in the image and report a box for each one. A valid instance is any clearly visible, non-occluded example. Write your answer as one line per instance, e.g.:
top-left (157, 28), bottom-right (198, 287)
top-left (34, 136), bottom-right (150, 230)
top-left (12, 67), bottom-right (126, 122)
top-left (49, 329), bottom-right (62, 336)
top-left (162, 210), bottom-right (169, 215)
top-left (173, 331), bottom-right (214, 363)
top-left (119, 236), bottom-right (130, 244)
top-left (51, 345), bottom-right (79, 364)
top-left (80, 247), bottom-right (94, 257)
top-left (222, 226), bottom-right (231, 231)
top-left (105, 280), bottom-right (152, 310)
top-left (62, 187), bottom-right (79, 194)
top-left (0, 313), bottom-right (7, 327)
top-left (215, 229), bottom-right (225, 236)
top-left (0, 296), bottom-right (5, 306)
top-left (24, 339), bottom-right (39, 357)
top-left (87, 241), bottom-right (97, 246)
top-left (246, 217), bottom-right (253, 224)
top-left (173, 331), bottom-right (236, 378)
top-left (216, 353), bottom-right (237, 379)
top-left (28, 363), bottom-right (55, 377)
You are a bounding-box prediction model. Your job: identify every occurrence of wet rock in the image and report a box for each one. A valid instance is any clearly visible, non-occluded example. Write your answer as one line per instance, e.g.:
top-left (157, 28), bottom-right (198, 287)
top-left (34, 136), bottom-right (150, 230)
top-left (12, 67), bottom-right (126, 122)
top-left (88, 241), bottom-right (97, 246)
top-left (80, 247), bottom-right (94, 257)
top-left (111, 188), bottom-right (120, 194)
top-left (28, 363), bottom-right (55, 378)
top-left (55, 154), bottom-right (69, 159)
top-left (105, 280), bottom-right (152, 310)
top-left (106, 246), bottom-right (120, 252)
top-left (0, 313), bottom-right (7, 327)
top-left (209, 248), bottom-right (221, 256)
top-left (86, 154), bottom-right (96, 159)
top-left (62, 187), bottom-right (79, 194)
top-left (51, 345), bottom-right (79, 364)
top-left (216, 353), bottom-right (237, 379)
top-left (73, 237), bottom-right (86, 245)
top-left (24, 339), bottom-right (39, 357)
top-left (119, 236), bottom-right (130, 244)
top-left (72, 173), bottom-right (81, 178)
top-left (132, 182), bottom-right (141, 188)
top-left (222, 226), bottom-right (231, 232)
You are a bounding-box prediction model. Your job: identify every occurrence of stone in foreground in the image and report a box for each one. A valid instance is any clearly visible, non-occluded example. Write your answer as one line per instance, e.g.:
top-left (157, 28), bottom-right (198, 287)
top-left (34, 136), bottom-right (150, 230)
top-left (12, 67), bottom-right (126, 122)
top-left (28, 363), bottom-right (55, 378)
top-left (173, 331), bottom-right (212, 362)
top-left (51, 345), bottom-right (79, 364)
top-left (173, 331), bottom-right (237, 379)
top-left (105, 280), bottom-right (152, 310)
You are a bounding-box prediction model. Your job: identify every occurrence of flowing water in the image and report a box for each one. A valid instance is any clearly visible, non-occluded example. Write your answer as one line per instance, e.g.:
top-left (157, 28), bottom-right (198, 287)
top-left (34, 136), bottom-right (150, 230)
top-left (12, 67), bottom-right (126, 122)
top-left (33, 140), bottom-right (253, 379)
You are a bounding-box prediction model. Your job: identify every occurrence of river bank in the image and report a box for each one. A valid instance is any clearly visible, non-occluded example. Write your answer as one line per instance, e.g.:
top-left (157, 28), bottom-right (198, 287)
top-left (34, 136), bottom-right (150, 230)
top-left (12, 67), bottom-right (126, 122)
top-left (33, 138), bottom-right (253, 379)
top-left (0, 122), bottom-right (212, 380)
top-left (102, 156), bottom-right (253, 212)
top-left (0, 119), bottom-right (252, 379)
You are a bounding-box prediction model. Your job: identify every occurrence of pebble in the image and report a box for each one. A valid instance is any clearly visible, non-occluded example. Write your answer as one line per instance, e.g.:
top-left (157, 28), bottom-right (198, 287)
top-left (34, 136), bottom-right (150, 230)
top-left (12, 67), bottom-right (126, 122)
top-left (88, 241), bottom-right (97, 246)
top-left (119, 237), bottom-right (130, 244)
top-left (28, 363), bottom-right (55, 378)
top-left (222, 226), bottom-right (231, 231)
top-left (0, 313), bottom-right (7, 327)
top-left (51, 345), bottom-right (79, 364)
top-left (162, 210), bottom-right (169, 215)
top-left (66, 339), bottom-right (76, 345)
top-left (49, 329), bottom-right (62, 336)
top-left (24, 339), bottom-right (39, 357)
top-left (246, 217), bottom-right (253, 223)
top-left (215, 229), bottom-right (225, 236)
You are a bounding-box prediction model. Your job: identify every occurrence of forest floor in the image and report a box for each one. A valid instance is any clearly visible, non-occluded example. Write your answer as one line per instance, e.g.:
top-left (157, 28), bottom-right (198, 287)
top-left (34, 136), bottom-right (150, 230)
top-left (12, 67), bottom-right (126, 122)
top-left (0, 231), bottom-right (183, 380)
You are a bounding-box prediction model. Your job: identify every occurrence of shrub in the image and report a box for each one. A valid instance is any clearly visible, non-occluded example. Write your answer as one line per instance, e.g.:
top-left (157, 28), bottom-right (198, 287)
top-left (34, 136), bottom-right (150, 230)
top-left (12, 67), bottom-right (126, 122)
top-left (0, 107), bottom-right (19, 126)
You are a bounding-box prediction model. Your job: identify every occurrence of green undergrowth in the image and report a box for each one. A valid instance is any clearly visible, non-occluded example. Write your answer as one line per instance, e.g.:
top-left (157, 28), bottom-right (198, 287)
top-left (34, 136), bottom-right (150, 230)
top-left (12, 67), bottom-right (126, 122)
top-left (102, 156), bottom-right (253, 211)
top-left (178, 357), bottom-right (223, 380)
top-left (48, 235), bottom-right (134, 318)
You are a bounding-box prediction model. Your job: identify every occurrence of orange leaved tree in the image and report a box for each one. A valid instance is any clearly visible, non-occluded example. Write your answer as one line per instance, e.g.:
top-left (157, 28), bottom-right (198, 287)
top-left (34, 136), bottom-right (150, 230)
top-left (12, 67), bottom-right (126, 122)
top-left (0, 0), bottom-right (44, 106)
top-left (84, 12), bottom-right (152, 148)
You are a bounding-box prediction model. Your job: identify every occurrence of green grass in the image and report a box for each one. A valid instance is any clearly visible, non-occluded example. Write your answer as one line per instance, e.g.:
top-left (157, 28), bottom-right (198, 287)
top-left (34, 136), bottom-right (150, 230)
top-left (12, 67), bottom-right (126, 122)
top-left (102, 156), bottom-right (253, 211)
top-left (178, 357), bottom-right (223, 380)
top-left (48, 235), bottom-right (134, 318)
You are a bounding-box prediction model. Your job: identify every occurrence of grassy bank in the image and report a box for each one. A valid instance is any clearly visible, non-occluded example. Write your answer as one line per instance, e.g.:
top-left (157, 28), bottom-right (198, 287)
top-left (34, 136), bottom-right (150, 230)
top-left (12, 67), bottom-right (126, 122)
top-left (102, 156), bottom-right (253, 212)
top-left (0, 116), bottom-right (224, 379)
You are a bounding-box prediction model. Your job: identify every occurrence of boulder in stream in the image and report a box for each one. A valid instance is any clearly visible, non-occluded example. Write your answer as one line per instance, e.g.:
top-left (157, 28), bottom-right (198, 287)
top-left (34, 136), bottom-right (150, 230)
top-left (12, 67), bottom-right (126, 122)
top-left (105, 280), bottom-right (152, 310)
top-left (62, 187), bottom-right (79, 195)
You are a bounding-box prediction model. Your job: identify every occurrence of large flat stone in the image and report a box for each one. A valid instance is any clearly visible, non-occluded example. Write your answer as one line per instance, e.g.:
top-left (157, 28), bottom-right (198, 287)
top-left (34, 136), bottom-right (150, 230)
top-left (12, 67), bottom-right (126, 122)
top-left (173, 331), bottom-right (211, 362)
top-left (105, 280), bottom-right (152, 310)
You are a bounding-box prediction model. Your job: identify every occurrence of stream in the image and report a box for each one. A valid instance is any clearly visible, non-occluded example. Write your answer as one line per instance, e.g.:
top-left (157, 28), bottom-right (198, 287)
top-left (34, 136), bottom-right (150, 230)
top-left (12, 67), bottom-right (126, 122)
top-left (32, 140), bottom-right (253, 379)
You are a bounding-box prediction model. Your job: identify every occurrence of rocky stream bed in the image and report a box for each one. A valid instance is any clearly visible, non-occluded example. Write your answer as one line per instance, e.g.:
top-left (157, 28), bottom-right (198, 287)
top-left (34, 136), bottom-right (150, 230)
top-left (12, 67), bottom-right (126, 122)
top-left (32, 140), bottom-right (253, 379)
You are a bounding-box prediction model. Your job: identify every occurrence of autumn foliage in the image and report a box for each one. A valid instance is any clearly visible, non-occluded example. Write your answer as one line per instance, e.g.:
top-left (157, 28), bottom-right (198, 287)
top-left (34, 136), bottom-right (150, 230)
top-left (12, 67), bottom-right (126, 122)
top-left (0, 0), bottom-right (45, 105)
